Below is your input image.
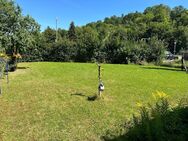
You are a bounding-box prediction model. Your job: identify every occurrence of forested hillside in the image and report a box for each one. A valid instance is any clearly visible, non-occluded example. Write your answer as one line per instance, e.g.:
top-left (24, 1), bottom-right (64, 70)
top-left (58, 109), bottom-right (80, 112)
top-left (1, 1), bottom-right (188, 64)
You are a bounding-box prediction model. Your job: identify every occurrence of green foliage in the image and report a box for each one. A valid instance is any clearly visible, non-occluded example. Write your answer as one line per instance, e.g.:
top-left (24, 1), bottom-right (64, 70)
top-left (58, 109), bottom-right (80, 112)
top-left (47, 39), bottom-right (76, 62)
top-left (76, 26), bottom-right (100, 62)
top-left (37, 4), bottom-right (187, 64)
top-left (144, 4), bottom-right (171, 23)
top-left (0, 0), bottom-right (40, 55)
top-left (0, 0), bottom-right (40, 69)
top-left (145, 37), bottom-right (166, 63)
top-left (104, 28), bottom-right (128, 63)
top-left (68, 21), bottom-right (77, 41)
top-left (104, 33), bottom-right (165, 64)
top-left (42, 26), bottom-right (56, 44)
top-left (171, 6), bottom-right (188, 26)
top-left (104, 98), bottom-right (188, 141)
top-left (1, 1), bottom-right (188, 64)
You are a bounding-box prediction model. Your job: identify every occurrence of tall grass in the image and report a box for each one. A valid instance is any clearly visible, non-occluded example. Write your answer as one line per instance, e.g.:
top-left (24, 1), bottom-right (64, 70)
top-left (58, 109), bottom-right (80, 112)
top-left (104, 94), bottom-right (188, 141)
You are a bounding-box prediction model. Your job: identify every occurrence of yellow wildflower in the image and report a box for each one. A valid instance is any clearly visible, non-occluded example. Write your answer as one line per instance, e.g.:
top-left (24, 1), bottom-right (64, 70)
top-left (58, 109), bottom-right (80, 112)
top-left (136, 102), bottom-right (143, 108)
top-left (153, 91), bottom-right (168, 99)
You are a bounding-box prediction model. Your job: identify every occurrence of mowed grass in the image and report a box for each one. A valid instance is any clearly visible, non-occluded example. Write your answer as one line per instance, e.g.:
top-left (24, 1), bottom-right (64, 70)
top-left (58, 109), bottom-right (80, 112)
top-left (0, 62), bottom-right (187, 141)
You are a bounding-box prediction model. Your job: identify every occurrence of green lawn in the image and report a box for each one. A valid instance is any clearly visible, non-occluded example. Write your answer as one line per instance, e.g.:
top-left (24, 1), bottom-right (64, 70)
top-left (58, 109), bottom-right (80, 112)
top-left (0, 62), bottom-right (187, 141)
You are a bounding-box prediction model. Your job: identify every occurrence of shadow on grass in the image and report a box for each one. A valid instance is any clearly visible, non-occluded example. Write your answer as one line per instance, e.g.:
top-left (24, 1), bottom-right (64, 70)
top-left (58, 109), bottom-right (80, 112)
top-left (160, 64), bottom-right (182, 68)
top-left (71, 93), bottom-right (98, 101)
top-left (71, 93), bottom-right (86, 97)
top-left (87, 95), bottom-right (98, 101)
top-left (17, 67), bottom-right (30, 69)
top-left (141, 66), bottom-right (183, 72)
top-left (103, 103), bottom-right (188, 141)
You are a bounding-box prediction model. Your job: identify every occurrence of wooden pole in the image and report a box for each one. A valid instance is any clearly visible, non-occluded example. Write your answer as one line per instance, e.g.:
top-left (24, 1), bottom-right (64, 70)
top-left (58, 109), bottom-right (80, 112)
top-left (98, 64), bottom-right (101, 97)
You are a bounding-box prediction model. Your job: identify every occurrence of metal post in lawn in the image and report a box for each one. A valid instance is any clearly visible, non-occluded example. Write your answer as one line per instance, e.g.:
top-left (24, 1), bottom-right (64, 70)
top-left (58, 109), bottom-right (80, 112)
top-left (97, 63), bottom-right (104, 97)
top-left (98, 63), bottom-right (101, 97)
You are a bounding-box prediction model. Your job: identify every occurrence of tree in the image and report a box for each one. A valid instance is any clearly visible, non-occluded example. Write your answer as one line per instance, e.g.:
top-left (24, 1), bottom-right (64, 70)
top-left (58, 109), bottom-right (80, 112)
top-left (42, 27), bottom-right (56, 44)
top-left (145, 37), bottom-right (166, 63)
top-left (76, 26), bottom-right (100, 62)
top-left (173, 26), bottom-right (188, 52)
top-left (0, 0), bottom-right (40, 70)
top-left (144, 4), bottom-right (171, 23)
top-left (171, 6), bottom-right (187, 26)
top-left (0, 0), bottom-right (22, 55)
top-left (2, 2), bottom-right (186, 64)
top-left (68, 21), bottom-right (77, 41)
top-left (47, 39), bottom-right (75, 62)
top-left (104, 28), bottom-right (128, 63)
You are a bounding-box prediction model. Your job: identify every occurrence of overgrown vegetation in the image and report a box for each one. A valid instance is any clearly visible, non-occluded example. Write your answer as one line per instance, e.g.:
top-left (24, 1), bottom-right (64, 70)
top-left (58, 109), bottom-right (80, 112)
top-left (1, 1), bottom-right (188, 65)
top-left (103, 93), bottom-right (188, 141)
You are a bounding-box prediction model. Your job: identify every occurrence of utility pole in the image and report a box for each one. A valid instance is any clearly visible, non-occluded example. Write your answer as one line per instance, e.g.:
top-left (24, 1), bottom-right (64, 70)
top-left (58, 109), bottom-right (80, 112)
top-left (55, 17), bottom-right (58, 43)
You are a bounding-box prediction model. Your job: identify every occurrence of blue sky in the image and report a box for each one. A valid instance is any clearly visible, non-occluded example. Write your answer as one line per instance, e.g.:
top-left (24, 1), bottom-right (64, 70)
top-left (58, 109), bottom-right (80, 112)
top-left (15, 0), bottom-right (188, 31)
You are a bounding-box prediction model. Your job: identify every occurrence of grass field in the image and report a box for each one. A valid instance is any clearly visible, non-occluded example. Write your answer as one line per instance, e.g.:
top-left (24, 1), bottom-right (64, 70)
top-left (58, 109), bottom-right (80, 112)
top-left (0, 62), bottom-right (187, 141)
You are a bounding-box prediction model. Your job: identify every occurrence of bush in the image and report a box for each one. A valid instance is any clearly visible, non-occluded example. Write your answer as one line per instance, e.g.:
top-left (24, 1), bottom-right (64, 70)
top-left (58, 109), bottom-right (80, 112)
top-left (103, 93), bottom-right (188, 141)
top-left (43, 39), bottom-right (76, 62)
top-left (145, 37), bottom-right (166, 64)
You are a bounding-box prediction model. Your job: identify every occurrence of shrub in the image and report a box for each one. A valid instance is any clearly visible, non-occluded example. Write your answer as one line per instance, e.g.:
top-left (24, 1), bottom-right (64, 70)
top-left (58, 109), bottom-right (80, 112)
top-left (103, 93), bottom-right (188, 141)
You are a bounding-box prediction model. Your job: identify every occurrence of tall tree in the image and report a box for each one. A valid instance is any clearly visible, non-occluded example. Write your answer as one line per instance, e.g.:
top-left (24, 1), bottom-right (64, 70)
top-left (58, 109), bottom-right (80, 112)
top-left (68, 21), bottom-right (76, 41)
top-left (42, 27), bottom-right (56, 44)
top-left (0, 0), bottom-right (40, 55)
top-left (76, 26), bottom-right (100, 62)
top-left (0, 0), bottom-right (40, 70)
